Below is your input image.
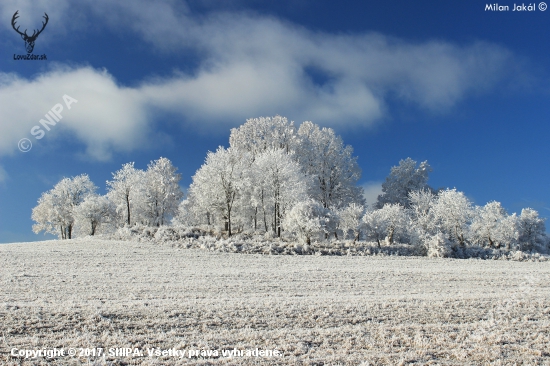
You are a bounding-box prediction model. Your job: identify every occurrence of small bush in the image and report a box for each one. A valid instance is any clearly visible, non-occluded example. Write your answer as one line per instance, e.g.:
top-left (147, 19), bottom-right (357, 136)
top-left (426, 233), bottom-right (452, 258)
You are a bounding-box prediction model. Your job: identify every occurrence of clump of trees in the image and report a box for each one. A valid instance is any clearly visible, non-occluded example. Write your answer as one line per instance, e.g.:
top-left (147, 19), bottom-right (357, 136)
top-left (181, 116), bottom-right (364, 237)
top-left (31, 116), bottom-right (548, 256)
top-left (32, 157), bottom-right (183, 239)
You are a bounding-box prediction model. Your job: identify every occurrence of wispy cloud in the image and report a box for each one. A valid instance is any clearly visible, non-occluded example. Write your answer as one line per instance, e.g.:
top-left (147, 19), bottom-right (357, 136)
top-left (0, 0), bottom-right (517, 160)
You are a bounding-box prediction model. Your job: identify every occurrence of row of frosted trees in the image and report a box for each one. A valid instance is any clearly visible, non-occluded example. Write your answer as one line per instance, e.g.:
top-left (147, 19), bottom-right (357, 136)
top-left (31, 116), bottom-right (547, 254)
top-left (31, 157), bottom-right (183, 239)
top-left (177, 117), bottom-right (546, 253)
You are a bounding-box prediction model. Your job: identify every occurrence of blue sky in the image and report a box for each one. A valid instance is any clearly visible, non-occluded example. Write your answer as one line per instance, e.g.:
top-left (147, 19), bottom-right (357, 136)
top-left (1, 0), bottom-right (549, 243)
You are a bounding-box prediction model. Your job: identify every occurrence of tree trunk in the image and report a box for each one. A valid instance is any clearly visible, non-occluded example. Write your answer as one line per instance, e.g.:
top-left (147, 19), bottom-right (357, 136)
top-left (126, 194), bottom-right (131, 225)
top-left (227, 211), bottom-right (232, 237)
top-left (387, 227), bottom-right (394, 244)
top-left (275, 202), bottom-right (281, 238)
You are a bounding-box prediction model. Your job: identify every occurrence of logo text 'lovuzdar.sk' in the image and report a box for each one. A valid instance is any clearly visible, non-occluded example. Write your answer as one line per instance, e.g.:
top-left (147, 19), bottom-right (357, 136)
top-left (13, 54), bottom-right (47, 60)
top-left (11, 10), bottom-right (49, 59)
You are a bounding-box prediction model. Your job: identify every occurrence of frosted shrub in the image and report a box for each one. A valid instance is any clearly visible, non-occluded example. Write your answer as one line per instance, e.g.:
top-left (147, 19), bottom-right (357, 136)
top-left (283, 200), bottom-right (326, 244)
top-left (153, 226), bottom-right (208, 242)
top-left (110, 223), bottom-right (158, 242)
top-left (338, 203), bottom-right (364, 242)
top-left (518, 208), bottom-right (546, 251)
top-left (430, 189), bottom-right (474, 247)
top-left (426, 232), bottom-right (452, 258)
top-left (154, 226), bottom-right (181, 242)
top-left (363, 204), bottom-right (409, 247)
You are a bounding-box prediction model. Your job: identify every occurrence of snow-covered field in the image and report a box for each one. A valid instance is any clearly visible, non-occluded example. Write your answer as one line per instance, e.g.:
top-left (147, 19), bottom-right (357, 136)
top-left (1, 239), bottom-right (549, 365)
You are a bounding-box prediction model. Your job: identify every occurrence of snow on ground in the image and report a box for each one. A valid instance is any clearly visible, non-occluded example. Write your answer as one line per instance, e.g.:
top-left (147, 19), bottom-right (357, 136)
top-left (0, 238), bottom-right (549, 365)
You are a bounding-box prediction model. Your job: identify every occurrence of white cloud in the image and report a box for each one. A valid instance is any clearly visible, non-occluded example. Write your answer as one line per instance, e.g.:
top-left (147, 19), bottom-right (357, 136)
top-left (361, 181), bottom-right (383, 208)
top-left (0, 0), bottom-right (516, 159)
top-left (0, 67), bottom-right (149, 160)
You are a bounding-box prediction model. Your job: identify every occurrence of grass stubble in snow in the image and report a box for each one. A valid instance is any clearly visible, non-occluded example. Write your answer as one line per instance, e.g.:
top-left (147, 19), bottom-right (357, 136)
top-left (0, 239), bottom-right (549, 365)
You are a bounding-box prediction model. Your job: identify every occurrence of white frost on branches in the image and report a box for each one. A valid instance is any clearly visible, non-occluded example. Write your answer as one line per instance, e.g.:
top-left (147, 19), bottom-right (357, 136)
top-left (29, 118), bottom-right (548, 257)
top-left (377, 158), bottom-right (432, 209)
top-left (32, 174), bottom-right (97, 239)
top-left (283, 199), bottom-right (328, 245)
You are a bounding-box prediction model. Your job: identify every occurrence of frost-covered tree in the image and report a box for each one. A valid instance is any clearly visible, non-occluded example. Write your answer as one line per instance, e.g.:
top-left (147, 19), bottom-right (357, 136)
top-left (253, 149), bottom-right (309, 237)
top-left (140, 157), bottom-right (184, 227)
top-left (75, 195), bottom-right (115, 235)
top-left (230, 117), bottom-right (364, 211)
top-left (430, 189), bottom-right (474, 247)
top-left (339, 203), bottom-right (365, 242)
top-left (32, 174), bottom-right (97, 239)
top-left (188, 147), bottom-right (247, 236)
top-left (106, 162), bottom-right (144, 227)
top-left (408, 189), bottom-right (437, 238)
top-left (362, 209), bottom-right (387, 247)
top-left (229, 116), bottom-right (297, 157)
top-left (518, 208), bottom-right (546, 251)
top-left (296, 121), bottom-right (364, 210)
top-left (283, 199), bottom-right (327, 245)
top-left (363, 203), bottom-right (409, 246)
top-left (499, 214), bottom-right (520, 250)
top-left (31, 191), bottom-right (64, 239)
top-left (471, 201), bottom-right (519, 249)
top-left (377, 158), bottom-right (432, 209)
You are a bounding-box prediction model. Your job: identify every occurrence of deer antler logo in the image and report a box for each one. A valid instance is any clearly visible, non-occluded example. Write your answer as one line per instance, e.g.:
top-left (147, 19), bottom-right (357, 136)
top-left (11, 10), bottom-right (49, 54)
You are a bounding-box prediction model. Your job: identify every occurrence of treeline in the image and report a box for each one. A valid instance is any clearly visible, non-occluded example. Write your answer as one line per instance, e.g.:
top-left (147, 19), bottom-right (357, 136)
top-left (31, 116), bottom-right (548, 256)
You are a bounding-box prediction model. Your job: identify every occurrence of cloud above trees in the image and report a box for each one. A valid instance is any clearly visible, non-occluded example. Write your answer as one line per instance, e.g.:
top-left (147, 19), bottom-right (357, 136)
top-left (0, 0), bottom-right (517, 160)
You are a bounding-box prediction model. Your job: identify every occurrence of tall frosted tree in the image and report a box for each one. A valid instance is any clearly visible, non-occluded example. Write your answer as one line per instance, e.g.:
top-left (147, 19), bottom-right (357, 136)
top-left (106, 162), bottom-right (144, 226)
top-left (296, 121), bottom-right (364, 210)
top-left (188, 147), bottom-right (247, 236)
top-left (253, 149), bottom-right (309, 237)
top-left (377, 158), bottom-right (432, 209)
top-left (141, 157), bottom-right (184, 227)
